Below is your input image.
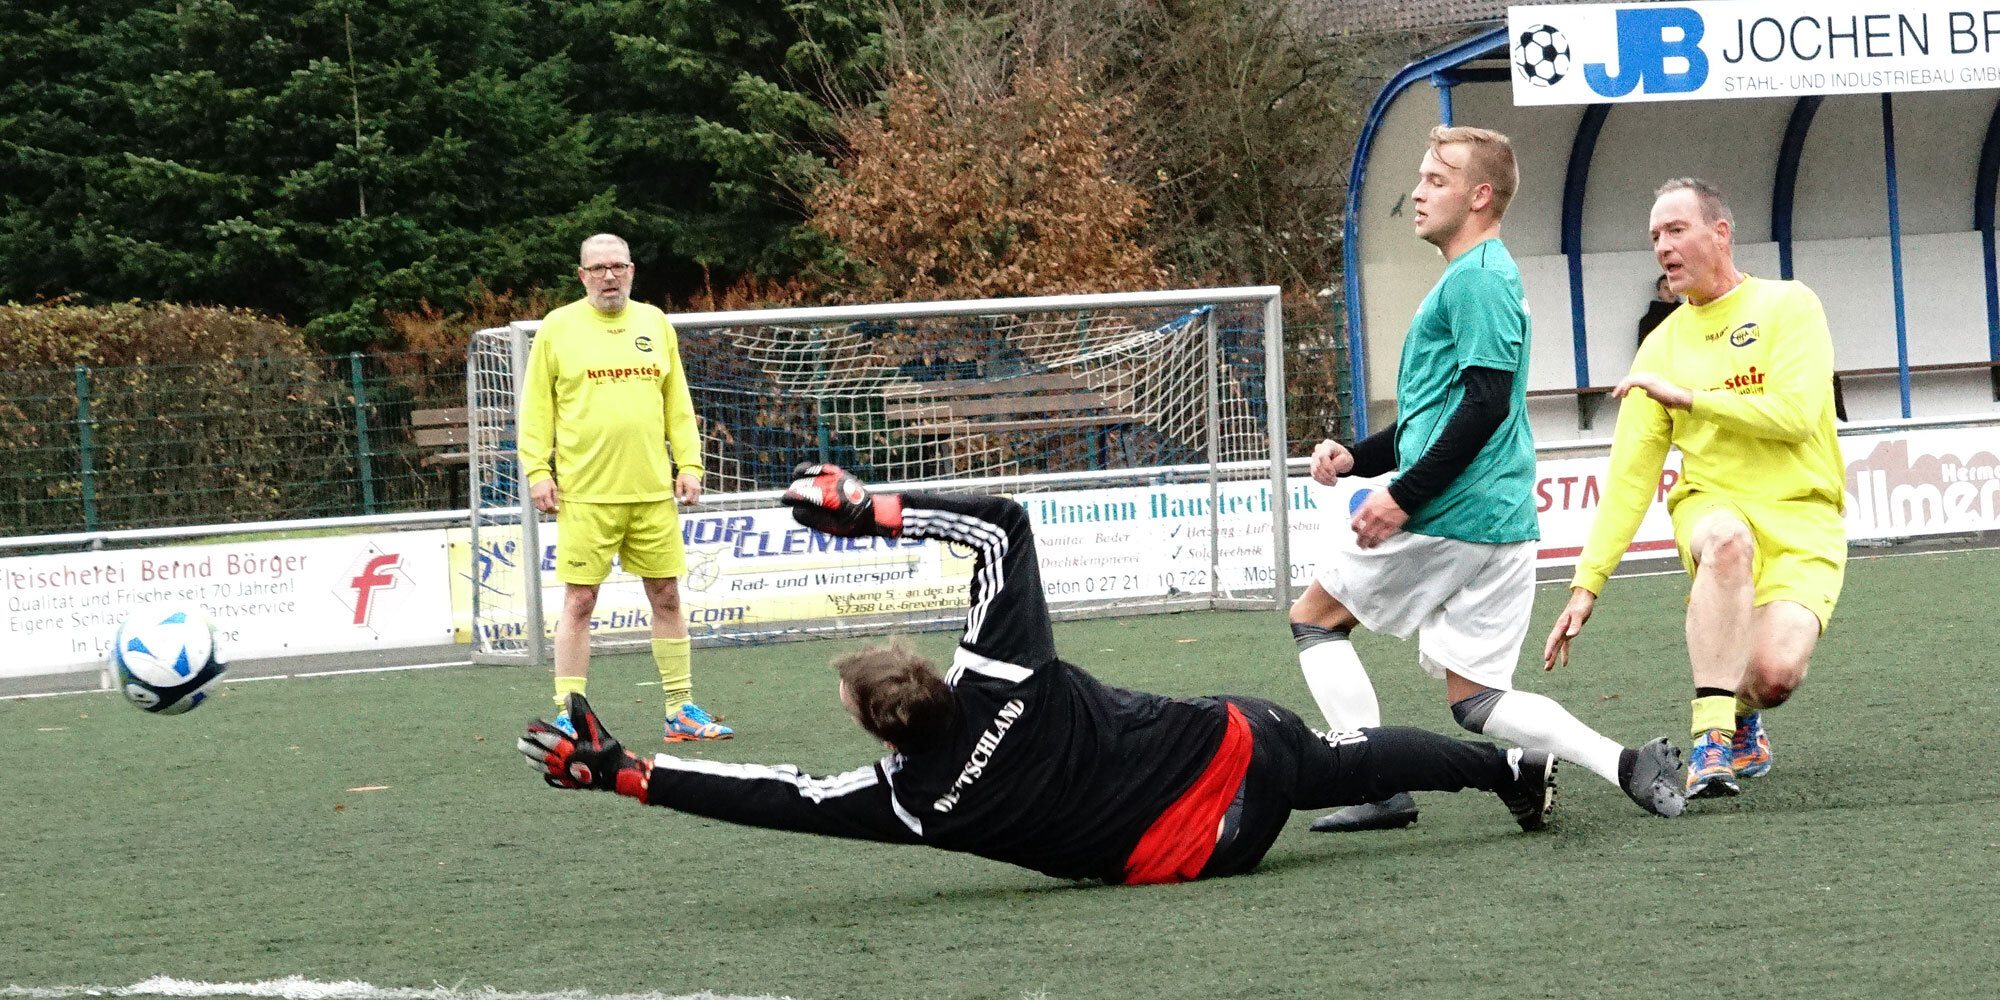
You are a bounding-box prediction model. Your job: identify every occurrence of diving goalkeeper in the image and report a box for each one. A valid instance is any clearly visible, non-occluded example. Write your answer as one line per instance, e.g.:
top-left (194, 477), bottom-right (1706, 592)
top-left (520, 465), bottom-right (1571, 886)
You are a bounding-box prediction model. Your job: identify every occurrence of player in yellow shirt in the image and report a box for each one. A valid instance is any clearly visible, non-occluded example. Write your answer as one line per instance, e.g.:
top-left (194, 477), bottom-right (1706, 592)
top-left (518, 233), bottom-right (730, 742)
top-left (1543, 179), bottom-right (1845, 799)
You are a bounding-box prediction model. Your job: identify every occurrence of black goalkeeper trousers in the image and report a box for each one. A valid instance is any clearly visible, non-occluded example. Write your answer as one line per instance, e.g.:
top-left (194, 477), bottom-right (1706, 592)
top-left (1200, 696), bottom-right (1518, 878)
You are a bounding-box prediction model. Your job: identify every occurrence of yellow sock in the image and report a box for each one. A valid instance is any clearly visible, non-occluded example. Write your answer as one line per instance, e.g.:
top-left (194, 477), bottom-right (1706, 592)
top-left (655, 637), bottom-right (693, 712)
top-left (554, 674), bottom-right (587, 710)
top-left (1691, 695), bottom-right (1735, 739)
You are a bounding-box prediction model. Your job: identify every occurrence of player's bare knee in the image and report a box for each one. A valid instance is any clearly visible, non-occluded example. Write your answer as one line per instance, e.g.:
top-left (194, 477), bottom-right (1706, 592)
top-left (1288, 585), bottom-right (1355, 630)
top-left (1745, 655), bottom-right (1806, 708)
top-left (1697, 527), bottom-right (1755, 583)
top-left (562, 585), bottom-right (600, 618)
top-left (644, 578), bottom-right (682, 615)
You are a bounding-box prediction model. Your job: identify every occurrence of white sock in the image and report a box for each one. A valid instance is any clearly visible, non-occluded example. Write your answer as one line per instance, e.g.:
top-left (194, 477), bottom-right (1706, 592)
top-left (1479, 690), bottom-right (1625, 785)
top-left (1298, 636), bottom-right (1381, 733)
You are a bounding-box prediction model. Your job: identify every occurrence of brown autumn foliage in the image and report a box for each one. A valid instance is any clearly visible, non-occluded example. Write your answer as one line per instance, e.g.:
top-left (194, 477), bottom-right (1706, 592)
top-left (809, 65), bottom-right (1170, 303)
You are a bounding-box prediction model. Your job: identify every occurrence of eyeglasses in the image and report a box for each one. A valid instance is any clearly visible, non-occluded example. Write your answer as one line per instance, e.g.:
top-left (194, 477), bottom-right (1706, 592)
top-left (581, 262), bottom-right (633, 277)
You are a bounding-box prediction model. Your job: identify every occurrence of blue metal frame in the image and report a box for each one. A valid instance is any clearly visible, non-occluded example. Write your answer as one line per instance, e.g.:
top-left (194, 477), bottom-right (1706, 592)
top-left (1561, 105), bottom-right (1611, 391)
top-left (1341, 27), bottom-right (1507, 437)
top-left (1433, 74), bottom-right (1454, 126)
top-left (1881, 94), bottom-right (1914, 418)
top-left (1976, 97), bottom-right (2000, 378)
top-left (1771, 96), bottom-right (1823, 280)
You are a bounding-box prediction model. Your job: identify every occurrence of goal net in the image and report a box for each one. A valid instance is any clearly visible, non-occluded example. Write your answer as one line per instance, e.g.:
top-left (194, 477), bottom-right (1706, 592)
top-left (464, 287), bottom-right (1298, 664)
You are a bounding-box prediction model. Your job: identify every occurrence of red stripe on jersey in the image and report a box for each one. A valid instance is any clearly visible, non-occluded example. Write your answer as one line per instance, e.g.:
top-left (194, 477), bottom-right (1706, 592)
top-left (1121, 703), bottom-right (1252, 886)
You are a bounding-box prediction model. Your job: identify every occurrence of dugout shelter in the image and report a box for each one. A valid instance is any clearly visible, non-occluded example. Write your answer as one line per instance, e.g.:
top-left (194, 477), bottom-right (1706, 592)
top-left (1342, 4), bottom-right (2000, 441)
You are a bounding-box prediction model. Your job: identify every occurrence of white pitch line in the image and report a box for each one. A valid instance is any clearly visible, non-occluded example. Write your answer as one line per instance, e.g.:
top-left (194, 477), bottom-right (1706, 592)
top-left (0, 976), bottom-right (799, 1000)
top-left (6, 661), bottom-right (473, 701)
top-left (229, 661), bottom-right (474, 683)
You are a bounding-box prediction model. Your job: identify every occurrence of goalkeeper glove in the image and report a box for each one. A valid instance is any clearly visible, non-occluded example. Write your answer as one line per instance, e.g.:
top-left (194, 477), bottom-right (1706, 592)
top-left (782, 462), bottom-right (902, 537)
top-left (518, 693), bottom-right (650, 799)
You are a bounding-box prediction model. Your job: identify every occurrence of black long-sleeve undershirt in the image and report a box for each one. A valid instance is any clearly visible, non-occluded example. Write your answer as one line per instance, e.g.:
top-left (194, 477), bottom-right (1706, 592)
top-left (1342, 365), bottom-right (1513, 516)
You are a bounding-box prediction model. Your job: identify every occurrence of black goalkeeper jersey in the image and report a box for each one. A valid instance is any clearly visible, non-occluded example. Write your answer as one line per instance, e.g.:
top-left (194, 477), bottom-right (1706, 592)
top-left (642, 493), bottom-right (1231, 883)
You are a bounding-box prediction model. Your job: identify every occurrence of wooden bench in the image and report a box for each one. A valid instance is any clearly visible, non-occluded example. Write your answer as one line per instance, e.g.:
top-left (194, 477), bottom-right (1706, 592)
top-left (1835, 359), bottom-right (2000, 403)
top-left (1525, 384), bottom-right (1616, 428)
top-left (1529, 359), bottom-right (2000, 429)
top-left (413, 407), bottom-right (472, 507)
top-left (882, 372), bottom-right (1155, 436)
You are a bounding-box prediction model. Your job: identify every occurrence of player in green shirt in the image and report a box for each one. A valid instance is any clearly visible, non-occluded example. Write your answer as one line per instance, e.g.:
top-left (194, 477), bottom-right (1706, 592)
top-left (1289, 127), bottom-right (1684, 832)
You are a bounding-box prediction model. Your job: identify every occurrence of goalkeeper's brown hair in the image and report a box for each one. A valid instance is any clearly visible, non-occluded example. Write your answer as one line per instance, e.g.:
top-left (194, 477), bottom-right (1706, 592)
top-left (835, 641), bottom-right (957, 750)
top-left (1427, 125), bottom-right (1519, 218)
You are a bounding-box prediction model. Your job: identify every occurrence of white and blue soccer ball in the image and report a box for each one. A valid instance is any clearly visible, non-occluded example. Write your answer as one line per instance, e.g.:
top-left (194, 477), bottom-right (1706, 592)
top-left (110, 607), bottom-right (228, 715)
top-left (1514, 25), bottom-right (1571, 87)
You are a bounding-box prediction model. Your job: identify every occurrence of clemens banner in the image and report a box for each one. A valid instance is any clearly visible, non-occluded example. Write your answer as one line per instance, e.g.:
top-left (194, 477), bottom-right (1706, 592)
top-left (1507, 0), bottom-right (2000, 105)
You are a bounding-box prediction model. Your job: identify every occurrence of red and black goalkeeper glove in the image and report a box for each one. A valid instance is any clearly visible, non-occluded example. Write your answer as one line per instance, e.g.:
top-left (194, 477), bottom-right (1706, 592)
top-left (782, 462), bottom-right (902, 537)
top-left (518, 693), bottom-right (650, 798)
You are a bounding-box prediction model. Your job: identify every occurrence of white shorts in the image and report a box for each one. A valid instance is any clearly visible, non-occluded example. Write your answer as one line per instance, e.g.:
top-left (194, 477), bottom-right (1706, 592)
top-left (1312, 527), bottom-right (1536, 690)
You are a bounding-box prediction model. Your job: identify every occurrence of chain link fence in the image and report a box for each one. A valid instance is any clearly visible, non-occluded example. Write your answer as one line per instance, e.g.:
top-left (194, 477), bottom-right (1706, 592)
top-left (4, 311), bottom-right (1351, 539)
top-left (1, 351), bottom-right (466, 537)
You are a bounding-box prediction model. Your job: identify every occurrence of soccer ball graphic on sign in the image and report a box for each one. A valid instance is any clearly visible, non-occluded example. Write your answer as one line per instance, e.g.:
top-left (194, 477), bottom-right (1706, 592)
top-left (1514, 25), bottom-right (1571, 87)
top-left (110, 607), bottom-right (229, 715)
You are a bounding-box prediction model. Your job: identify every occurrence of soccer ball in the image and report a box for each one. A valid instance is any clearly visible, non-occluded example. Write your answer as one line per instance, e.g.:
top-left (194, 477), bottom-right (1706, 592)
top-left (110, 607), bottom-right (228, 715)
top-left (1514, 25), bottom-right (1571, 87)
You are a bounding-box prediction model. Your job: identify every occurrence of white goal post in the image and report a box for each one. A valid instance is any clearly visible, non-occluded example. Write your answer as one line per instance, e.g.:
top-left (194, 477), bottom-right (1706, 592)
top-left (465, 286), bottom-right (1296, 665)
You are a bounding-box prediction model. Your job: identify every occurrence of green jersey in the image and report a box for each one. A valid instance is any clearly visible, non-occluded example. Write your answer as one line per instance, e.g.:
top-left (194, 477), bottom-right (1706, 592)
top-left (1393, 238), bottom-right (1539, 544)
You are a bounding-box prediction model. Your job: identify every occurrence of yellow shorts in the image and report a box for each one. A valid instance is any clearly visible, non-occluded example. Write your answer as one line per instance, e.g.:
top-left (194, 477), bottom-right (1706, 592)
top-left (554, 498), bottom-right (686, 586)
top-left (1670, 491), bottom-right (1846, 628)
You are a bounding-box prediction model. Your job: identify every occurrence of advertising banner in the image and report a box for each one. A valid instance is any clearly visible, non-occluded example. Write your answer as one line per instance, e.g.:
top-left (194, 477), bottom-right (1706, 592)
top-left (2, 531), bottom-right (456, 679)
top-left (10, 422), bottom-right (1992, 679)
top-left (1841, 426), bottom-right (2000, 538)
top-left (1508, 1), bottom-right (2000, 105)
top-left (448, 479), bottom-right (1327, 645)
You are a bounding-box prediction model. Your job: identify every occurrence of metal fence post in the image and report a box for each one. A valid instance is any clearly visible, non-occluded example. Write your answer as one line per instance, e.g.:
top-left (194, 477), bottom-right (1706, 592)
top-left (349, 352), bottom-right (377, 514)
top-left (74, 365), bottom-right (98, 532)
top-left (815, 400), bottom-right (833, 464)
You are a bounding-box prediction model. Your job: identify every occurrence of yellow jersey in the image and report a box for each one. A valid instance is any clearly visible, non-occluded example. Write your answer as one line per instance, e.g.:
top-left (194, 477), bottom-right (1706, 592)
top-left (517, 299), bottom-right (703, 504)
top-left (1572, 275), bottom-right (1843, 595)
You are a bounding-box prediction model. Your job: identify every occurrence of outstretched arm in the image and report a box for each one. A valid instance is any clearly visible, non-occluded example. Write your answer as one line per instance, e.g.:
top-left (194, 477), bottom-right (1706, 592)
top-left (896, 492), bottom-right (1055, 671)
top-left (643, 754), bottom-right (925, 843)
top-left (784, 465), bottom-right (1057, 674)
top-left (1546, 388), bottom-right (1673, 670)
top-left (1568, 389), bottom-right (1673, 597)
top-left (520, 694), bottom-right (922, 844)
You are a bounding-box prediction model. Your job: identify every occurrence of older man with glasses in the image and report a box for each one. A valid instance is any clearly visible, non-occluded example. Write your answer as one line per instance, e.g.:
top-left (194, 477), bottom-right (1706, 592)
top-left (518, 234), bottom-right (730, 744)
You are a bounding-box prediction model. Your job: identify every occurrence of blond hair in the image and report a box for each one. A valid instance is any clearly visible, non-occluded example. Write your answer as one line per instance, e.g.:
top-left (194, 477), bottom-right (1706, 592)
top-left (1427, 125), bottom-right (1519, 218)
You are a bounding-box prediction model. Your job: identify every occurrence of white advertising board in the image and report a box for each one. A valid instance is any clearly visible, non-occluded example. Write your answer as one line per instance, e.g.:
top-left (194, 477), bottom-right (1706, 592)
top-left (9, 422), bottom-right (1992, 680)
top-left (1508, 1), bottom-right (2000, 105)
top-left (2, 531), bottom-right (456, 678)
